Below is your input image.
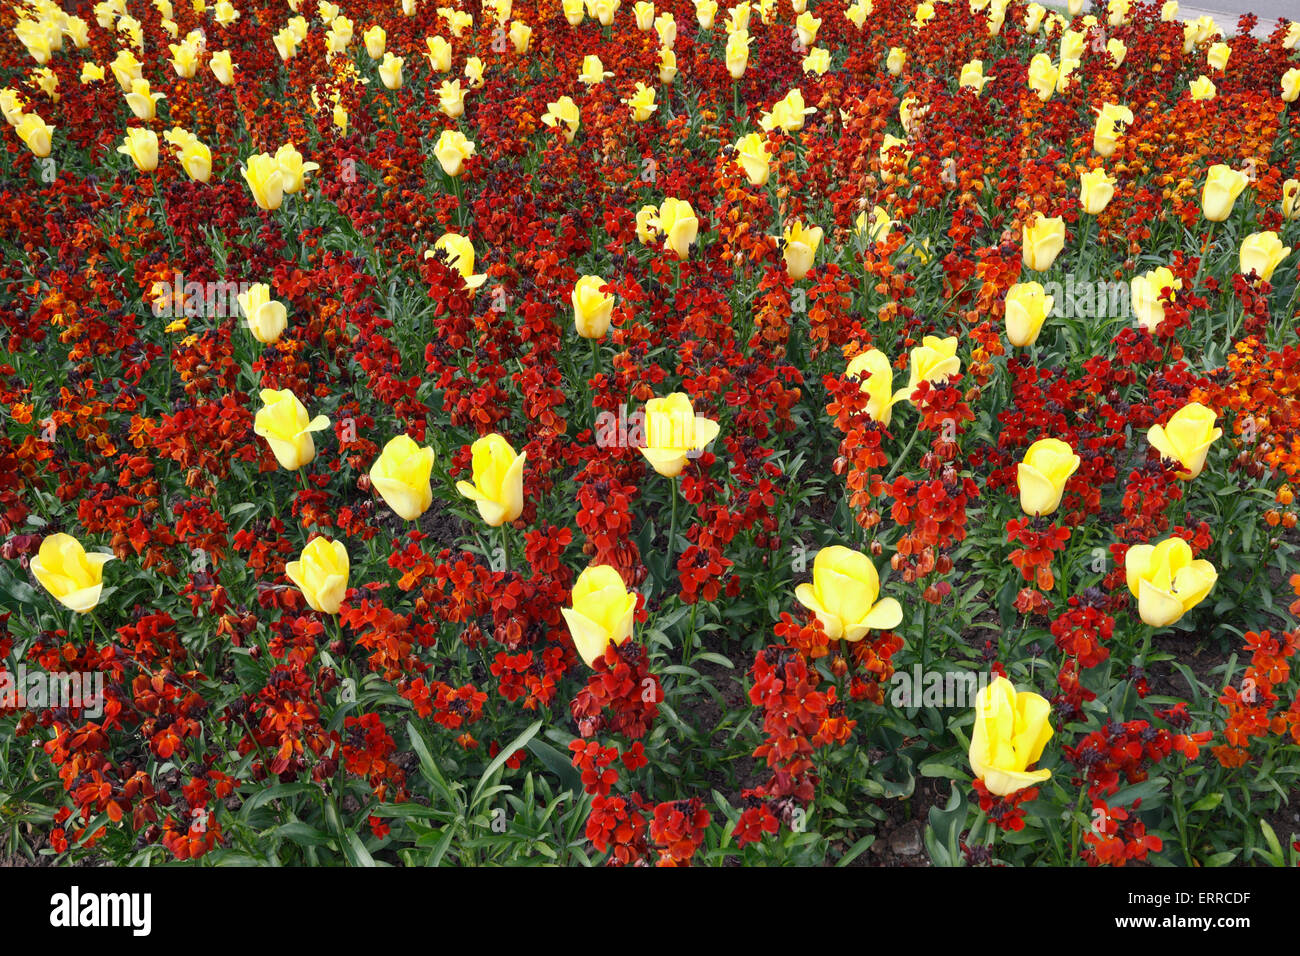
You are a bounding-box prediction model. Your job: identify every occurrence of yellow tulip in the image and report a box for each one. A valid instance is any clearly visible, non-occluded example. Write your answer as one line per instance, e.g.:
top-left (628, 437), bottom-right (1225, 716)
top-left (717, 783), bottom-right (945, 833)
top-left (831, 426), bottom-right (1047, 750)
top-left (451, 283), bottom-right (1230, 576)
top-left (285, 537), bottom-right (350, 615)
top-left (1021, 214), bottom-right (1065, 272)
top-left (912, 1), bottom-right (934, 28)
top-left (541, 96), bottom-right (580, 142)
top-left (1106, 37), bottom-right (1126, 66)
top-left (734, 132), bottom-right (770, 186)
top-left (658, 47), bottom-right (677, 84)
top-left (1287, 21), bottom-right (1300, 50)
top-left (1189, 75), bottom-right (1216, 100)
top-left (562, 0), bottom-right (585, 24)
top-left (1160, 0), bottom-right (1178, 19)
top-left (695, 0), bottom-right (717, 28)
top-left (425, 36), bottom-right (452, 72)
top-left (579, 54), bottom-right (612, 85)
top-left (236, 282), bottom-right (288, 344)
top-left (886, 46), bottom-right (906, 75)
top-left (438, 78), bottom-right (466, 119)
top-left (1201, 164), bottom-right (1248, 222)
top-left (802, 46), bottom-right (829, 76)
top-left (214, 0), bottom-right (239, 24)
top-left (624, 82), bottom-right (657, 122)
top-left (782, 220), bottom-right (822, 280)
top-left (959, 58), bottom-right (990, 92)
top-left (434, 129), bottom-right (475, 177)
top-left (794, 545), bottom-right (902, 641)
top-left (1027, 53), bottom-right (1057, 101)
top-left (31, 533), bottom-right (115, 613)
top-left (759, 88), bottom-right (815, 132)
top-left (562, 565), bottom-right (637, 666)
top-left (591, 0), bottom-right (618, 25)
top-left (253, 388), bottom-right (329, 470)
top-left (81, 62), bottom-right (105, 84)
top-left (16, 112), bottom-right (53, 157)
top-left (856, 205), bottom-right (893, 243)
top-left (1148, 402), bottom-right (1221, 480)
top-left (363, 24), bottom-right (385, 58)
top-left (846, 0), bottom-right (871, 29)
top-left (1125, 537), bottom-right (1216, 628)
top-left (370, 434), bottom-right (435, 521)
top-left (573, 275), bottom-right (615, 340)
top-left (794, 10), bottom-right (819, 45)
top-left (635, 204), bottom-right (659, 244)
top-left (1283, 68), bottom-right (1300, 104)
top-left (1239, 231), bottom-right (1291, 283)
top-left (845, 348), bottom-right (902, 426)
top-left (968, 677), bottom-right (1053, 796)
top-left (1004, 281), bottom-right (1054, 348)
top-left (1283, 179), bottom-right (1299, 221)
top-left (464, 56), bottom-right (485, 87)
top-left (456, 433), bottom-right (526, 526)
top-left (634, 0), bottom-right (655, 30)
top-left (1092, 102), bottom-right (1133, 158)
top-left (1017, 438), bottom-right (1080, 516)
top-left (508, 20), bottom-right (531, 53)
top-left (1079, 167), bottom-right (1115, 215)
top-left (125, 78), bottom-right (164, 120)
top-left (639, 392), bottom-right (720, 478)
top-left (429, 232), bottom-right (487, 289)
top-left (725, 30), bottom-right (750, 78)
top-left (379, 53), bottom-right (404, 89)
top-left (274, 28), bottom-right (299, 62)
top-left (242, 153), bottom-right (284, 210)
top-left (651, 197), bottom-right (698, 260)
top-left (1130, 266), bottom-right (1181, 333)
top-left (1024, 1), bottom-right (1045, 32)
top-left (169, 41), bottom-right (199, 77)
top-left (895, 335), bottom-right (960, 404)
top-left (210, 50), bottom-right (235, 85)
top-left (117, 127), bottom-right (159, 171)
top-left (110, 49), bottom-right (142, 91)
top-left (1207, 41), bottom-right (1229, 71)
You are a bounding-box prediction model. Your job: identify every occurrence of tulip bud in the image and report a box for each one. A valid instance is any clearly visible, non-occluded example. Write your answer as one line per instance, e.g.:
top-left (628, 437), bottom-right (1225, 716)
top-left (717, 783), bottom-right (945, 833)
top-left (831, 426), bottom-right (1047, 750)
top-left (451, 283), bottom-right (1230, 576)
top-left (31, 533), bottom-right (115, 612)
top-left (286, 537), bottom-right (350, 615)
top-left (795, 545), bottom-right (902, 641)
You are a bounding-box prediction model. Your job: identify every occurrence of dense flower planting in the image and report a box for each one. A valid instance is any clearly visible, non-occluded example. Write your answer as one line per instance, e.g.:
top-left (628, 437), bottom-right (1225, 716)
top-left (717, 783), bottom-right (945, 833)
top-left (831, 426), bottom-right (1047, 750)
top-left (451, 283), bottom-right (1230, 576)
top-left (1, 0), bottom-right (1299, 867)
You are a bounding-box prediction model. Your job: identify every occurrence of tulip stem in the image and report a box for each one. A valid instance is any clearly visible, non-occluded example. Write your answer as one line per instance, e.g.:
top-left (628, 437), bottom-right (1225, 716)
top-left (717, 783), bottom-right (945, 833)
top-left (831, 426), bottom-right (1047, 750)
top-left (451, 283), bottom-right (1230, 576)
top-left (885, 425), bottom-right (922, 482)
top-left (589, 337), bottom-right (600, 379)
top-left (499, 523), bottom-right (512, 573)
top-left (1074, 214), bottom-right (1093, 277)
top-left (666, 479), bottom-right (679, 583)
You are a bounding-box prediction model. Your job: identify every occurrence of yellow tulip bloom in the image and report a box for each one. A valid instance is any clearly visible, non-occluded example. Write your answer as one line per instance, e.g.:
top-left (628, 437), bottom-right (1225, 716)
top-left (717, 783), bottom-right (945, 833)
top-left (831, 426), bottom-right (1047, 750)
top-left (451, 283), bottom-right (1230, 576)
top-left (895, 335), bottom-right (960, 404)
top-left (638, 392), bottom-right (720, 478)
top-left (794, 545), bottom-right (902, 641)
top-left (968, 677), bottom-right (1053, 796)
top-left (117, 127), bottom-right (159, 171)
top-left (1130, 265), bottom-right (1181, 332)
top-left (1092, 102), bottom-right (1133, 158)
top-left (572, 275), bottom-right (615, 340)
top-left (845, 348), bottom-right (902, 427)
top-left (236, 282), bottom-right (288, 344)
top-left (242, 153), bottom-right (284, 210)
top-left (370, 434), bottom-right (435, 521)
top-left (253, 388), bottom-right (329, 470)
top-left (1004, 281), bottom-right (1054, 348)
top-left (1079, 167), bottom-right (1115, 215)
top-left (428, 232), bottom-right (487, 289)
top-left (16, 112), bottom-right (54, 157)
top-left (651, 197), bottom-right (698, 260)
top-left (624, 82), bottom-right (657, 122)
top-left (1021, 213), bottom-right (1065, 272)
top-left (1148, 402), bottom-right (1222, 480)
top-left (1125, 537), bottom-right (1216, 628)
top-left (541, 96), bottom-right (580, 142)
top-left (1017, 438), bottom-right (1080, 516)
top-left (734, 132), bottom-right (770, 186)
top-left (1239, 231), bottom-right (1291, 283)
top-left (434, 128), bottom-right (475, 177)
top-left (285, 537), bottom-right (350, 615)
top-left (1201, 164), bottom-right (1248, 222)
top-left (562, 565), bottom-right (637, 666)
top-left (456, 433), bottom-right (526, 526)
top-left (31, 533), bottom-right (115, 613)
top-left (782, 220), bottom-right (822, 280)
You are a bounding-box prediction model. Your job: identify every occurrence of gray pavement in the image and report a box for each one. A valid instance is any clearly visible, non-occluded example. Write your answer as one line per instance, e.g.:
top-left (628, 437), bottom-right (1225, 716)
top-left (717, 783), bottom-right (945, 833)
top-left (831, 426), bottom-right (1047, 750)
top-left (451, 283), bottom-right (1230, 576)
top-left (1175, 0), bottom-right (1294, 36)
